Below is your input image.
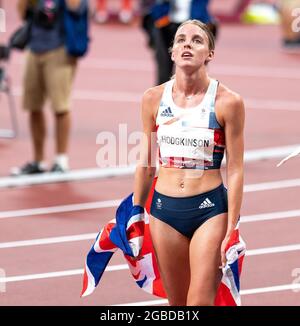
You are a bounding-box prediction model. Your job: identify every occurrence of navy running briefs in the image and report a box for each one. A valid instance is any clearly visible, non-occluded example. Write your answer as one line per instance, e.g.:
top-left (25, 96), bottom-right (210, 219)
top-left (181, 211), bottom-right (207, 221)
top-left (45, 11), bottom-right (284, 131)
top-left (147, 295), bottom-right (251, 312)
top-left (150, 183), bottom-right (228, 238)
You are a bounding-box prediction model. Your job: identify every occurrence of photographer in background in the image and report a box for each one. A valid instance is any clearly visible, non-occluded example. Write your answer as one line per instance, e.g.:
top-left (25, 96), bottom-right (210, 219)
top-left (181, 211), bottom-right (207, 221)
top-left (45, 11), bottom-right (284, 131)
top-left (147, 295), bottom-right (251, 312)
top-left (151, 0), bottom-right (218, 84)
top-left (12, 0), bottom-right (88, 175)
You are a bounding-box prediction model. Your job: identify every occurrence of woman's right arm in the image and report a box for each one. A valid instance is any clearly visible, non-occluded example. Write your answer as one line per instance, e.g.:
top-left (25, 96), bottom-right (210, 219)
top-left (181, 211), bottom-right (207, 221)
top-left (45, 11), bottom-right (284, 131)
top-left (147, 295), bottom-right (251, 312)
top-left (133, 88), bottom-right (159, 207)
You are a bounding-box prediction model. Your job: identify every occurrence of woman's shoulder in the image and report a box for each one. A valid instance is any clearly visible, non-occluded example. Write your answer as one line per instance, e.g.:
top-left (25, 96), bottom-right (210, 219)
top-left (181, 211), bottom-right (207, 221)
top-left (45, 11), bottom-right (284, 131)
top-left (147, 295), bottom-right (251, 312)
top-left (216, 83), bottom-right (244, 113)
top-left (142, 83), bottom-right (166, 105)
top-left (141, 84), bottom-right (166, 120)
top-left (215, 82), bottom-right (245, 125)
top-left (216, 82), bottom-right (244, 109)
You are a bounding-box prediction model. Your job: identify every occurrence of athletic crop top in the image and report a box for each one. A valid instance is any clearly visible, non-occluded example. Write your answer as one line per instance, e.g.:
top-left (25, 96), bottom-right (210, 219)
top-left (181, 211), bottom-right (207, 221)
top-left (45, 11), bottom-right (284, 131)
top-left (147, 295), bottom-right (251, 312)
top-left (156, 78), bottom-right (225, 170)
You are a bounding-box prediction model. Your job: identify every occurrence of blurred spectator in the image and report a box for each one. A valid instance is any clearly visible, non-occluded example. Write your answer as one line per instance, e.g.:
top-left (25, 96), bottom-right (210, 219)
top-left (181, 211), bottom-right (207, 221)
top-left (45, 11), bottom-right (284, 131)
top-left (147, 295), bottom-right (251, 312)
top-left (94, 0), bottom-right (134, 24)
top-left (277, 0), bottom-right (300, 47)
top-left (140, 0), bottom-right (156, 49)
top-left (140, 0), bottom-right (170, 85)
top-left (151, 0), bottom-right (219, 85)
top-left (12, 0), bottom-right (88, 176)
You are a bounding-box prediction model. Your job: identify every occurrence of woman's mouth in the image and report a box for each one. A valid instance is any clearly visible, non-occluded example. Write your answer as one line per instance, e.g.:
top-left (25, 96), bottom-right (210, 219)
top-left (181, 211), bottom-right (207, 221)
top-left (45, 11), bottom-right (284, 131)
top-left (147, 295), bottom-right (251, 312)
top-left (181, 51), bottom-right (193, 58)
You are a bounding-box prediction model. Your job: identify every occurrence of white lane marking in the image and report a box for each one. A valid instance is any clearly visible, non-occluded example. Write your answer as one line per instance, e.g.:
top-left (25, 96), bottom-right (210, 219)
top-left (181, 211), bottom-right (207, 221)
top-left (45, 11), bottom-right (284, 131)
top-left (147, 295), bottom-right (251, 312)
top-left (244, 178), bottom-right (300, 192)
top-left (0, 243), bottom-right (299, 305)
top-left (246, 99), bottom-right (300, 112)
top-left (1, 176), bottom-right (300, 219)
top-left (13, 57), bottom-right (300, 79)
top-left (5, 269), bottom-right (296, 303)
top-left (0, 264), bottom-right (127, 283)
top-left (1, 206), bottom-right (300, 223)
top-left (246, 243), bottom-right (300, 256)
top-left (0, 165), bottom-right (136, 189)
top-left (211, 64), bottom-right (300, 80)
top-left (0, 200), bottom-right (121, 219)
top-left (243, 145), bottom-right (300, 162)
top-left (0, 242), bottom-right (299, 283)
top-left (1, 227), bottom-right (300, 255)
top-left (241, 209), bottom-right (300, 223)
top-left (241, 283), bottom-right (300, 296)
top-left (1, 144), bottom-right (299, 189)
top-left (11, 86), bottom-right (300, 110)
top-left (113, 299), bottom-right (168, 306)
top-left (0, 233), bottom-right (98, 249)
top-left (113, 283), bottom-right (300, 306)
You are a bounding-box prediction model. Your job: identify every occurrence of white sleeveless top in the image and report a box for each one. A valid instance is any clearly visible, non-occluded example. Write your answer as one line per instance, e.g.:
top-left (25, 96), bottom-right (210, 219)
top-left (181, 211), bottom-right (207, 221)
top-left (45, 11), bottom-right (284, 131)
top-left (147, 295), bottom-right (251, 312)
top-left (156, 78), bottom-right (225, 170)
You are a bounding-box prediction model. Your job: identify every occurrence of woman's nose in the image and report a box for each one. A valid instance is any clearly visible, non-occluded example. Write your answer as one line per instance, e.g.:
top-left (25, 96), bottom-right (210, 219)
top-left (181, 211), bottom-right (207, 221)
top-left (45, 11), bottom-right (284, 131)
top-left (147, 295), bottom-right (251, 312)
top-left (183, 42), bottom-right (192, 48)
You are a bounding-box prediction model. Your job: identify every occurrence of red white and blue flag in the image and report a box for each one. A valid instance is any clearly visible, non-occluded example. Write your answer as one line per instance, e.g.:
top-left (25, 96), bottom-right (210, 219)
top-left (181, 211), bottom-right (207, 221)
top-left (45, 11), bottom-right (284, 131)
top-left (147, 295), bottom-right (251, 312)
top-left (81, 179), bottom-right (246, 305)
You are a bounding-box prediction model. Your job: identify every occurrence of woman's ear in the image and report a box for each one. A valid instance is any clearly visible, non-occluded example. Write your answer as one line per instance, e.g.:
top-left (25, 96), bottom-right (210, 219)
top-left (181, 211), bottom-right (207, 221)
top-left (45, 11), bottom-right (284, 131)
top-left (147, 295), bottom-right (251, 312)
top-left (205, 50), bottom-right (214, 65)
top-left (170, 47), bottom-right (175, 62)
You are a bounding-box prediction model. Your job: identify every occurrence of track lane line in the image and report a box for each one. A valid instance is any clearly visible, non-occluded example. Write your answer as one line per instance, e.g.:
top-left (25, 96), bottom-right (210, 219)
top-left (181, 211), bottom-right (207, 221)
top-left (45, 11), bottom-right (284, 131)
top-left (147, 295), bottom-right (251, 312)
top-left (0, 264), bottom-right (127, 283)
top-left (1, 243), bottom-right (300, 281)
top-left (0, 233), bottom-right (98, 249)
top-left (241, 209), bottom-right (300, 223)
top-left (2, 145), bottom-right (300, 189)
top-left (11, 86), bottom-right (300, 110)
top-left (0, 200), bottom-right (121, 219)
top-left (0, 208), bottom-right (299, 225)
top-left (13, 57), bottom-right (300, 79)
top-left (1, 146), bottom-right (299, 188)
top-left (1, 223), bottom-right (300, 251)
top-left (1, 177), bottom-right (300, 219)
top-left (112, 282), bottom-right (300, 306)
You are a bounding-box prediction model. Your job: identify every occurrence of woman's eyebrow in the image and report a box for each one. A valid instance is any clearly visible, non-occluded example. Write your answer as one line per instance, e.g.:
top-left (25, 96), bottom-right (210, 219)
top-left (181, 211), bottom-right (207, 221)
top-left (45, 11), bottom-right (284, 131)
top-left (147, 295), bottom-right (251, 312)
top-left (175, 33), bottom-right (204, 40)
top-left (192, 34), bottom-right (204, 40)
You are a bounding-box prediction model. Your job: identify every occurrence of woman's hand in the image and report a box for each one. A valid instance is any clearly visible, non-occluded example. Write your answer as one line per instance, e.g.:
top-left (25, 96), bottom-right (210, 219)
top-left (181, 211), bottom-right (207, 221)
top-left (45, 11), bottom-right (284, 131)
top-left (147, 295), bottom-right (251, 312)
top-left (220, 233), bottom-right (231, 268)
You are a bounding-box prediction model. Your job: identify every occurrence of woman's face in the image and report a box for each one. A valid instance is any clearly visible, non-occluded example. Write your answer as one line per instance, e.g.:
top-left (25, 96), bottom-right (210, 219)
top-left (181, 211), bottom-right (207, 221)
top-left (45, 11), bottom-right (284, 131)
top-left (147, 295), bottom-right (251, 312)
top-left (171, 23), bottom-right (214, 70)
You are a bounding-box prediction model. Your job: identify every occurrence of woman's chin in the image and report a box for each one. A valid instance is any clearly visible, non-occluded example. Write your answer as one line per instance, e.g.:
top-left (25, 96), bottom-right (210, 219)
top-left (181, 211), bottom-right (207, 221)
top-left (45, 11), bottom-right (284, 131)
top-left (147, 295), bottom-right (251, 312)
top-left (177, 63), bottom-right (201, 73)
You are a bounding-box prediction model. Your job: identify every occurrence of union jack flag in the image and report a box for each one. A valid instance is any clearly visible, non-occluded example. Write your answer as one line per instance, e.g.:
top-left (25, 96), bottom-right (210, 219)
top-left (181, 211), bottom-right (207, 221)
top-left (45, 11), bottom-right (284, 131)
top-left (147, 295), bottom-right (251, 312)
top-left (81, 179), bottom-right (246, 305)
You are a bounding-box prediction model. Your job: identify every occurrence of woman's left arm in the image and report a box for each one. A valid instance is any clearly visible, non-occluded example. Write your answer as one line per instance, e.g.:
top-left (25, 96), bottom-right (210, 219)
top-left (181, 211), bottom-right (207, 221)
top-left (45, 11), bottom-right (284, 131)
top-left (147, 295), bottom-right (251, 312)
top-left (221, 92), bottom-right (245, 267)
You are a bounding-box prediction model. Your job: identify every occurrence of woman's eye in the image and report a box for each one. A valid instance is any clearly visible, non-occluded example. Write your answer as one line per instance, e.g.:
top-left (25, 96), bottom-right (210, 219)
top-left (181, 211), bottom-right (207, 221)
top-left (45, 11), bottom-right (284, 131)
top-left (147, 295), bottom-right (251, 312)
top-left (194, 39), bottom-right (202, 44)
top-left (177, 38), bottom-right (185, 43)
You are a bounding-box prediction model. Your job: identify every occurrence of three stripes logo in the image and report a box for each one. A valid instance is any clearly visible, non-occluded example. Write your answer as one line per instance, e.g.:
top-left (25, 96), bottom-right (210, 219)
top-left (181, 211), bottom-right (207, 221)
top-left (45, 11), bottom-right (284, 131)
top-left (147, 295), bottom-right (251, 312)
top-left (199, 198), bottom-right (215, 209)
top-left (160, 107), bottom-right (174, 118)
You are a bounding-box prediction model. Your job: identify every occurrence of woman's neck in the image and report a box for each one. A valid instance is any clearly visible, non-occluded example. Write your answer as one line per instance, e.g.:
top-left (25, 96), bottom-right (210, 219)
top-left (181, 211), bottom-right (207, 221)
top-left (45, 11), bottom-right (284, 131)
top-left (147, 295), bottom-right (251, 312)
top-left (174, 69), bottom-right (210, 98)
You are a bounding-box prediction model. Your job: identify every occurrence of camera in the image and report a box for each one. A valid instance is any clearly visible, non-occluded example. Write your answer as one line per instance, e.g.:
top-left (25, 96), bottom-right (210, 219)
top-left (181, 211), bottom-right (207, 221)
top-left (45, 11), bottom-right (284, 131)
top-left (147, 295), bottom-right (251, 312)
top-left (34, 0), bottom-right (60, 29)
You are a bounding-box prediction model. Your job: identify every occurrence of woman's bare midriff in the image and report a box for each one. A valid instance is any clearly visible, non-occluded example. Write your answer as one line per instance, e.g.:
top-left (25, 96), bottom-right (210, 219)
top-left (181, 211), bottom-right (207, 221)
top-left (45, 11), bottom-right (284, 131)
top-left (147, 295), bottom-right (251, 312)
top-left (155, 167), bottom-right (223, 197)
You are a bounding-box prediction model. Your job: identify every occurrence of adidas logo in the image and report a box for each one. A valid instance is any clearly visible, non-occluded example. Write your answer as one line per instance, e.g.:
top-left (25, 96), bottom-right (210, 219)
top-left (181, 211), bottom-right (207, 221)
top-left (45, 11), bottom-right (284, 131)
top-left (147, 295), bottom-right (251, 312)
top-left (160, 107), bottom-right (174, 118)
top-left (199, 198), bottom-right (215, 209)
